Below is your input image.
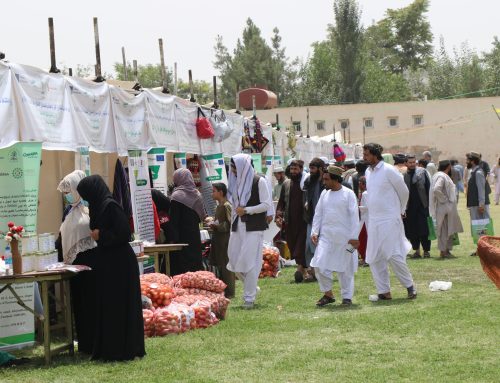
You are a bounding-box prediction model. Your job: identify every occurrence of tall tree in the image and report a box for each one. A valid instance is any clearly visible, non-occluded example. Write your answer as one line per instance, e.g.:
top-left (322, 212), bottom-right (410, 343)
top-left (213, 18), bottom-right (298, 108)
top-left (330, 0), bottom-right (363, 103)
top-left (482, 36), bottom-right (500, 96)
top-left (366, 0), bottom-right (433, 73)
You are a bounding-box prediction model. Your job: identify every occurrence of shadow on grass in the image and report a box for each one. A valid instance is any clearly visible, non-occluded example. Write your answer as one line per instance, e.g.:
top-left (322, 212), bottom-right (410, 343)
top-left (318, 303), bottom-right (362, 312)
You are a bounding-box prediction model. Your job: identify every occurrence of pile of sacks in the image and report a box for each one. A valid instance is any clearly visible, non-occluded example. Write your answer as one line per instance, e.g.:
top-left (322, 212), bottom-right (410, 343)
top-left (140, 271), bottom-right (230, 337)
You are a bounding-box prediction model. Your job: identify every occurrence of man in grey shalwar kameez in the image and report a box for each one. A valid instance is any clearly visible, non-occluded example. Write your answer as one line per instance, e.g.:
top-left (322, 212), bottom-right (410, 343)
top-left (466, 152), bottom-right (492, 256)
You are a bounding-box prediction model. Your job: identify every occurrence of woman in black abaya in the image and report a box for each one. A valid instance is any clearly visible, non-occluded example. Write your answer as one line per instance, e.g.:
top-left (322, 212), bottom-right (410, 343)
top-left (77, 175), bottom-right (145, 362)
top-left (168, 168), bottom-right (206, 275)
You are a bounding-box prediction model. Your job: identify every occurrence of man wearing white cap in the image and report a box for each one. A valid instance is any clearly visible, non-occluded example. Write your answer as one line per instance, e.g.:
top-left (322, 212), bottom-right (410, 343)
top-left (363, 143), bottom-right (417, 300)
top-left (272, 166), bottom-right (286, 201)
top-left (311, 165), bottom-right (360, 306)
top-left (227, 154), bottom-right (273, 308)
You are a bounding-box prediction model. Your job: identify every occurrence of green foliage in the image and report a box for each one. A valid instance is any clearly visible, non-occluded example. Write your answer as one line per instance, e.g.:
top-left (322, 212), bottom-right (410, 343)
top-left (330, 0), bottom-right (364, 103)
top-left (367, 0), bottom-right (433, 73)
top-left (213, 18), bottom-right (298, 108)
top-left (114, 63), bottom-right (213, 105)
top-left (482, 36), bottom-right (500, 96)
top-left (360, 60), bottom-right (411, 103)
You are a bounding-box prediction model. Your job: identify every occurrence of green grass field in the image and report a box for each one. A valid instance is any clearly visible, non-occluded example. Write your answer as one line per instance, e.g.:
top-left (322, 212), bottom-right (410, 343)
top-left (1, 197), bottom-right (499, 383)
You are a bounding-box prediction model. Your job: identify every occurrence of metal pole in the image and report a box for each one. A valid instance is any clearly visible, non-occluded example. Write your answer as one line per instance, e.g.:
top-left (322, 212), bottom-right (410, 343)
top-left (212, 76), bottom-right (219, 109)
top-left (158, 38), bottom-right (169, 93)
top-left (252, 95), bottom-right (256, 118)
top-left (48, 18), bottom-right (60, 73)
top-left (188, 70), bottom-right (195, 103)
top-left (333, 124), bottom-right (336, 143)
top-left (363, 123), bottom-right (366, 145)
top-left (174, 62), bottom-right (178, 96)
top-left (276, 113), bottom-right (279, 130)
top-left (121, 47), bottom-right (128, 80)
top-left (93, 17), bottom-right (104, 82)
top-left (68, 68), bottom-right (73, 77)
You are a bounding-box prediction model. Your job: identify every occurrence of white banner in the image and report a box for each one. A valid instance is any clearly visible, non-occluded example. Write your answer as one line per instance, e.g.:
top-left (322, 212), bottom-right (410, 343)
top-left (174, 100), bottom-right (200, 154)
top-left (128, 149), bottom-right (155, 243)
top-left (221, 112), bottom-right (244, 157)
top-left (66, 76), bottom-right (116, 153)
top-left (0, 63), bottom-right (20, 149)
top-left (147, 147), bottom-right (167, 195)
top-left (10, 63), bottom-right (77, 150)
top-left (0, 283), bottom-right (35, 351)
top-left (111, 88), bottom-right (149, 156)
top-left (144, 90), bottom-right (178, 151)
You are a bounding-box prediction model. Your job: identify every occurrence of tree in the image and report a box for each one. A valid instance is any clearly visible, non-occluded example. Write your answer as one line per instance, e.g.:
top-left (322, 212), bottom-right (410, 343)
top-left (360, 60), bottom-right (411, 103)
top-left (114, 62), bottom-right (213, 104)
top-left (213, 18), bottom-right (298, 108)
top-left (427, 37), bottom-right (459, 99)
top-left (482, 36), bottom-right (500, 96)
top-left (330, 0), bottom-right (364, 103)
top-left (365, 0), bottom-right (433, 73)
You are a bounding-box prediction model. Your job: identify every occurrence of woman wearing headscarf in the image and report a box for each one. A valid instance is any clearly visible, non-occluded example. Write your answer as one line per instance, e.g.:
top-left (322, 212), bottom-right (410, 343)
top-left (168, 168), bottom-right (206, 275)
top-left (77, 175), bottom-right (145, 362)
top-left (429, 160), bottom-right (464, 258)
top-left (57, 170), bottom-right (98, 354)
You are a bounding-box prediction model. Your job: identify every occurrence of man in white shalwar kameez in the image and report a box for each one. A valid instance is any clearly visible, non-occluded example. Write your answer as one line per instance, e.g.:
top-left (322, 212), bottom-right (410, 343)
top-left (310, 165), bottom-right (360, 306)
top-left (227, 154), bottom-right (273, 309)
top-left (363, 143), bottom-right (417, 300)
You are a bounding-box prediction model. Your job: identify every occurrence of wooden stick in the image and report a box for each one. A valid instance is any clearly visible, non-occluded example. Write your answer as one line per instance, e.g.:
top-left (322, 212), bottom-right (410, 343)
top-left (121, 47), bottom-right (128, 81)
top-left (48, 18), bottom-right (60, 73)
top-left (174, 62), bottom-right (178, 95)
top-left (212, 76), bottom-right (219, 109)
top-left (158, 38), bottom-right (169, 93)
top-left (93, 17), bottom-right (104, 82)
top-left (188, 70), bottom-right (195, 102)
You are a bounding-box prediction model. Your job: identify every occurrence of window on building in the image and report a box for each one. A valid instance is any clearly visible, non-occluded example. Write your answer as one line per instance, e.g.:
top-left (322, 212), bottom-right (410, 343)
top-left (292, 121), bottom-right (301, 132)
top-left (388, 116), bottom-right (399, 128)
top-left (340, 119), bottom-right (349, 130)
top-left (363, 118), bottom-right (374, 129)
top-left (413, 115), bottom-right (423, 126)
top-left (315, 120), bottom-right (325, 131)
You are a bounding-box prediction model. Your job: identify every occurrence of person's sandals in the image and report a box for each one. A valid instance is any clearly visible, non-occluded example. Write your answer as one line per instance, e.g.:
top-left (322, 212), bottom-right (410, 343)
top-left (407, 286), bottom-right (417, 299)
top-left (409, 252), bottom-right (422, 259)
top-left (316, 295), bottom-right (335, 307)
top-left (423, 251), bottom-right (431, 258)
top-left (294, 270), bottom-right (304, 283)
top-left (303, 273), bottom-right (316, 283)
top-left (341, 298), bottom-right (352, 306)
top-left (378, 292), bottom-right (392, 300)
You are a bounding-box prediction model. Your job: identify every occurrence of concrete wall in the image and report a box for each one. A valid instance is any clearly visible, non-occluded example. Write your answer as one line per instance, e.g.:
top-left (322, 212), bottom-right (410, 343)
top-left (248, 96), bottom-right (500, 166)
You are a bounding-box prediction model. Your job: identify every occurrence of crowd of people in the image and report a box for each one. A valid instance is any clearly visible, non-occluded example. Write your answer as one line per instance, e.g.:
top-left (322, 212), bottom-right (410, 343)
top-left (224, 145), bottom-right (496, 308)
top-left (54, 144), bottom-right (497, 359)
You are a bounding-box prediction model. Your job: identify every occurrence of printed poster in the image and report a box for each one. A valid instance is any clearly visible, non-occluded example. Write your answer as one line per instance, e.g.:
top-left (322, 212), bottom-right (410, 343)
top-left (147, 148), bottom-right (167, 195)
top-left (75, 146), bottom-right (90, 176)
top-left (128, 149), bottom-right (155, 243)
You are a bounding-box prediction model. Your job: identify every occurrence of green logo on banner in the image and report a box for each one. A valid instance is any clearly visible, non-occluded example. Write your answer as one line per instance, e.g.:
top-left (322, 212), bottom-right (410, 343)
top-left (12, 168), bottom-right (23, 179)
top-left (207, 168), bottom-right (223, 181)
top-left (136, 179), bottom-right (147, 186)
top-left (149, 165), bottom-right (160, 180)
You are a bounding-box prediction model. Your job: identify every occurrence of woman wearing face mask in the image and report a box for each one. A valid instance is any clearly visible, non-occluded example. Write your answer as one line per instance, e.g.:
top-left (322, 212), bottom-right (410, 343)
top-left (429, 161), bottom-right (464, 258)
top-left (56, 170), bottom-right (98, 354)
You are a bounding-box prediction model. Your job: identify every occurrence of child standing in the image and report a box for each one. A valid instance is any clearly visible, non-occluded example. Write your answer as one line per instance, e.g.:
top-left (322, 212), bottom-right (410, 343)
top-left (207, 183), bottom-right (235, 298)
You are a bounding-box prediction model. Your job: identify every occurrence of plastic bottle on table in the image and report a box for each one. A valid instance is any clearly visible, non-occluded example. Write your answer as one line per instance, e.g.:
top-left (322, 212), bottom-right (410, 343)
top-left (4, 245), bottom-right (12, 268)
